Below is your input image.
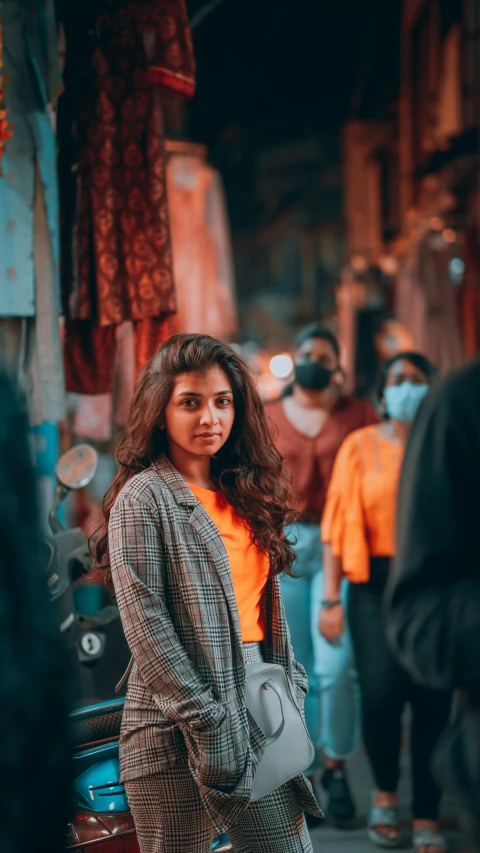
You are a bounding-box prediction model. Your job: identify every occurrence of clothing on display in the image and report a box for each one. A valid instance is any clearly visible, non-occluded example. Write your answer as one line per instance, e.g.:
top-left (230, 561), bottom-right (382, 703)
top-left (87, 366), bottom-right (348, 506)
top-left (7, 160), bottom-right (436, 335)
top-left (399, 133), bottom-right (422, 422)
top-left (0, 0), bottom-right (65, 425)
top-left (395, 238), bottom-right (463, 375)
top-left (71, 317), bottom-right (174, 441)
top-left (71, 141), bottom-right (237, 440)
top-left (0, 7), bottom-right (13, 173)
top-left (64, 314), bottom-right (173, 396)
top-left (461, 231), bottom-right (480, 358)
top-left (166, 140), bottom-right (238, 340)
top-left (57, 0), bottom-right (196, 394)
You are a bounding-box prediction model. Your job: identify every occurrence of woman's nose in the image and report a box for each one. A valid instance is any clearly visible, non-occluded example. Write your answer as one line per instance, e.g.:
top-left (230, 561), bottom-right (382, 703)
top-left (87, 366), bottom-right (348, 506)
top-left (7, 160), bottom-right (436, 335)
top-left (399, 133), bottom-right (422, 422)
top-left (199, 404), bottom-right (219, 425)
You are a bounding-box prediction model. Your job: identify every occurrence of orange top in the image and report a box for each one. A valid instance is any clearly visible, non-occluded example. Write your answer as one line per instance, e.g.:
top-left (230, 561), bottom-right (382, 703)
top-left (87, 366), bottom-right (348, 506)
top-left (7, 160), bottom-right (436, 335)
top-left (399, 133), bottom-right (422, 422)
top-left (188, 484), bottom-right (270, 641)
top-left (321, 426), bottom-right (405, 583)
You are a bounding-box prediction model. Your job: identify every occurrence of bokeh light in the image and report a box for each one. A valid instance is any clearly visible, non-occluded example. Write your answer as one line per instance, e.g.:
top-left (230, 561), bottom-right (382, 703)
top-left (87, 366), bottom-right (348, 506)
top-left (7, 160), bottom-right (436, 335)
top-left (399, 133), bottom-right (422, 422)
top-left (269, 354), bottom-right (294, 378)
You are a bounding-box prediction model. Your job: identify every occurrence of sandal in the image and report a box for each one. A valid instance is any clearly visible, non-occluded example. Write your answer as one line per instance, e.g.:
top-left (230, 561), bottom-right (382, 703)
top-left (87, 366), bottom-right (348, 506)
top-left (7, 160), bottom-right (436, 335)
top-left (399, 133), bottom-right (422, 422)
top-left (368, 795), bottom-right (401, 848)
top-left (412, 828), bottom-right (449, 852)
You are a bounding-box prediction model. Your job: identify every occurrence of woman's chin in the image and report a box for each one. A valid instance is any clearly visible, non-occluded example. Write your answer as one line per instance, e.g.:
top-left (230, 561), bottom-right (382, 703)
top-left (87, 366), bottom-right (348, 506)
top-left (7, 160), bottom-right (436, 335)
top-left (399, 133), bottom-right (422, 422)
top-left (196, 446), bottom-right (220, 457)
top-left (186, 441), bottom-right (222, 458)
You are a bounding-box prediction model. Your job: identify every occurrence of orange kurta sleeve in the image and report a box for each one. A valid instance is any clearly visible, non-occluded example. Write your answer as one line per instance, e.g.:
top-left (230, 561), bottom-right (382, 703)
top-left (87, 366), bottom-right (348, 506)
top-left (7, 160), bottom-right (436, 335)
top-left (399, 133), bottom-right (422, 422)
top-left (321, 432), bottom-right (370, 583)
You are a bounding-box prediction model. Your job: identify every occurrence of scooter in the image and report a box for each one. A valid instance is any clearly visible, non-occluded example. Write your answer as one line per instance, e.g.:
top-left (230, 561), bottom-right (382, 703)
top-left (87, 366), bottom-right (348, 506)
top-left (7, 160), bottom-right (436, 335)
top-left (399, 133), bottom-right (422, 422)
top-left (46, 443), bottom-right (232, 852)
top-left (45, 442), bottom-right (131, 704)
top-left (66, 697), bottom-right (232, 852)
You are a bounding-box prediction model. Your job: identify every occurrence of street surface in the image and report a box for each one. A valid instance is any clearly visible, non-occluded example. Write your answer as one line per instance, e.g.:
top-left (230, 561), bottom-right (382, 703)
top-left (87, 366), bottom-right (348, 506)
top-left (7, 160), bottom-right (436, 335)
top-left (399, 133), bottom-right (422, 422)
top-left (308, 747), bottom-right (471, 853)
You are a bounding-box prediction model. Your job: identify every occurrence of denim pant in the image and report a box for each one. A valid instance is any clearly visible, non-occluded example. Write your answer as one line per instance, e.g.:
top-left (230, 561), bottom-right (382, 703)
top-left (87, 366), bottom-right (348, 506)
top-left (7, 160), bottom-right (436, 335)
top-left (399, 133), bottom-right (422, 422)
top-left (282, 523), bottom-right (360, 767)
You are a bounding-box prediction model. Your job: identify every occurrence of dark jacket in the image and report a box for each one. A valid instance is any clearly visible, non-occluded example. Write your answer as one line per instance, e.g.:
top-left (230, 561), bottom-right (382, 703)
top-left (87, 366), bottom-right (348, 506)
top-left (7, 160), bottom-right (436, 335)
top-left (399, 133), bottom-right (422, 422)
top-left (386, 359), bottom-right (480, 694)
top-left (0, 374), bottom-right (70, 853)
top-left (385, 359), bottom-right (480, 847)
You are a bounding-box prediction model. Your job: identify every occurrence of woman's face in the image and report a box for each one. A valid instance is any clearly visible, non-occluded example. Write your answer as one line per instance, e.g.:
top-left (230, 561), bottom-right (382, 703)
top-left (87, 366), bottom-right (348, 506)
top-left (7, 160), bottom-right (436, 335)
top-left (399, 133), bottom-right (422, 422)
top-left (384, 358), bottom-right (429, 391)
top-left (164, 366), bottom-right (235, 460)
top-left (294, 337), bottom-right (339, 370)
top-left (293, 337), bottom-right (343, 392)
top-left (383, 358), bottom-right (431, 425)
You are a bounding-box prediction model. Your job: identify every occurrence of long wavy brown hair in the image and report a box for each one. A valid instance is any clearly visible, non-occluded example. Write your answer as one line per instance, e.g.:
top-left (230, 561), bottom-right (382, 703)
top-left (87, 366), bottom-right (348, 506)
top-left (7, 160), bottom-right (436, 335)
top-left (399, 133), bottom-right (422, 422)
top-left (94, 334), bottom-right (301, 585)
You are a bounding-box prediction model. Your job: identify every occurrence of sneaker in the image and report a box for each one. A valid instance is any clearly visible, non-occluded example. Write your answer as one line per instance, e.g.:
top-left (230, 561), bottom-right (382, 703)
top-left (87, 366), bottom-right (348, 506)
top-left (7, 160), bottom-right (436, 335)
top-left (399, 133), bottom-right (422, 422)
top-left (321, 767), bottom-right (356, 825)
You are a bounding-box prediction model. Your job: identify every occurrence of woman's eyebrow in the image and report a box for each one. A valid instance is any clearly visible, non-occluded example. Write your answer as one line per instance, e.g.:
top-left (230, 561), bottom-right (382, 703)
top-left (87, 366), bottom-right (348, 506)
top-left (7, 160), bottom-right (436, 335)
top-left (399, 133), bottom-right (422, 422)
top-left (175, 389), bottom-right (232, 397)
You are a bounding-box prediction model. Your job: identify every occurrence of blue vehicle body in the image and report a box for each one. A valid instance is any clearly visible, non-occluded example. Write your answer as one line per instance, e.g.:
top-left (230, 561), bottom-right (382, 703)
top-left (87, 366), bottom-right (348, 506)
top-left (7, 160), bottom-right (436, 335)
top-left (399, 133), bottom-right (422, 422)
top-left (68, 698), bottom-right (232, 852)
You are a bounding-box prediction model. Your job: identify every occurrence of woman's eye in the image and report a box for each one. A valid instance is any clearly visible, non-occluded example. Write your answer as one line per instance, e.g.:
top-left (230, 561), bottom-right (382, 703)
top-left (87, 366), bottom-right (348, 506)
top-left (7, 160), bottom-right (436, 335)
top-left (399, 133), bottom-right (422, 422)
top-left (217, 397), bottom-right (232, 407)
top-left (181, 399), bottom-right (197, 408)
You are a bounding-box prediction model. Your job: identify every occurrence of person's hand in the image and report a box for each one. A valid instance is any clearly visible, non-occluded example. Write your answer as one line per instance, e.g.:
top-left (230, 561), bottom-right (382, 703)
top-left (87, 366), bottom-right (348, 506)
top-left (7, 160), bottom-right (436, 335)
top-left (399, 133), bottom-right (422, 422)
top-left (319, 604), bottom-right (344, 644)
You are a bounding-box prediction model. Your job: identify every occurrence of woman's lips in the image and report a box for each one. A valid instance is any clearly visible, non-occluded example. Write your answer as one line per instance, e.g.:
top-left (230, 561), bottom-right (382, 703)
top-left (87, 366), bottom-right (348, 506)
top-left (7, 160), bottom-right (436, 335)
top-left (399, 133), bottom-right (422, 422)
top-left (195, 433), bottom-right (221, 439)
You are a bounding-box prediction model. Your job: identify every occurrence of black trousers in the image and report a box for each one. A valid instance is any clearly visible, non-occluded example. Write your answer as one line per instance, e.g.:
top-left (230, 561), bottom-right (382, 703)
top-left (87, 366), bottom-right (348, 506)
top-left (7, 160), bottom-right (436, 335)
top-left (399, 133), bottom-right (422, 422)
top-left (348, 558), bottom-right (452, 821)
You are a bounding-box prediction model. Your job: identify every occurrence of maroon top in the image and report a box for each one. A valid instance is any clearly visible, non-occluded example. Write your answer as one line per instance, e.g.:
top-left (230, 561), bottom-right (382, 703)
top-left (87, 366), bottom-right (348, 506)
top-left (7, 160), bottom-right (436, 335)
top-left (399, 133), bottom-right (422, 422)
top-left (267, 396), bottom-right (380, 519)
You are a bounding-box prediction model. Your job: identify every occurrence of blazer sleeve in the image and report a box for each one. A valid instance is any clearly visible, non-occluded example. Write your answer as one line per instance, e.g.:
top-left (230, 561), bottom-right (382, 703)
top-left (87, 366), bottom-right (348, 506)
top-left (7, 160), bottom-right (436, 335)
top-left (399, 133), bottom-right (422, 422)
top-left (109, 491), bottom-right (226, 730)
top-left (385, 365), bottom-right (480, 693)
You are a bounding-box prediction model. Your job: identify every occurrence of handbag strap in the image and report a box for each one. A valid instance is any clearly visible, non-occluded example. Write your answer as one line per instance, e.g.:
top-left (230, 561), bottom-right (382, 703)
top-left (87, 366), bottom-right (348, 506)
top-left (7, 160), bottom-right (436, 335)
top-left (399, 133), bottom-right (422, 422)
top-left (261, 680), bottom-right (286, 745)
top-left (285, 639), bottom-right (294, 686)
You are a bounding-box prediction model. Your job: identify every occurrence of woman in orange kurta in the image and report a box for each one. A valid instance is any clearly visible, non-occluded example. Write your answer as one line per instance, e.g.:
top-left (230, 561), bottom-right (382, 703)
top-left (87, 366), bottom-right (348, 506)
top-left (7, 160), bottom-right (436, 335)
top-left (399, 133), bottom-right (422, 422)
top-left (320, 353), bottom-right (452, 853)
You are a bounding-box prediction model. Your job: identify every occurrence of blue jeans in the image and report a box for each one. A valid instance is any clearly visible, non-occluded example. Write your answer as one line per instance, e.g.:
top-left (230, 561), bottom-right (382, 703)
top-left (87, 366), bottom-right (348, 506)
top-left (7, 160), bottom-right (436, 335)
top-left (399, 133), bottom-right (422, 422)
top-left (282, 523), bottom-right (360, 767)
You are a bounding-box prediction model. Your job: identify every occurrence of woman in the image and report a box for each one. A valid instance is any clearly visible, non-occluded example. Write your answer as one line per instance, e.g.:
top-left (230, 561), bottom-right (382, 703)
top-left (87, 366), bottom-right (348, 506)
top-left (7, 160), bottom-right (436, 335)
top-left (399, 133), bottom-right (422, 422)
top-left (267, 323), bottom-right (378, 823)
top-left (319, 352), bottom-right (451, 853)
top-left (95, 333), bottom-right (322, 853)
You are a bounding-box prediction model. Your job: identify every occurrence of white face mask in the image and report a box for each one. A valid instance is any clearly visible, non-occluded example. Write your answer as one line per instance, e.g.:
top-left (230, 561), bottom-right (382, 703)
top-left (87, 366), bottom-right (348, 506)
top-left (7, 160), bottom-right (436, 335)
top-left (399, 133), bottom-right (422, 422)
top-left (384, 382), bottom-right (429, 424)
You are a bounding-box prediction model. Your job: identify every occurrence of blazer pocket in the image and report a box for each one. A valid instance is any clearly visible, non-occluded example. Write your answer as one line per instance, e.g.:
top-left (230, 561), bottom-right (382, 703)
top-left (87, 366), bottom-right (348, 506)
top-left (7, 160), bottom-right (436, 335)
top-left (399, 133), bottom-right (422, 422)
top-left (120, 720), bottom-right (187, 769)
top-left (183, 714), bottom-right (247, 791)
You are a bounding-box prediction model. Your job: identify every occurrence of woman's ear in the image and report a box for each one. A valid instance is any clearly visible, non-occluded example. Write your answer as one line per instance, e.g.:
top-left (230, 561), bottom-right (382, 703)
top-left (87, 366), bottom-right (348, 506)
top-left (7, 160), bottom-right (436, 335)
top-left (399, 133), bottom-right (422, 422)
top-left (333, 366), bottom-right (345, 386)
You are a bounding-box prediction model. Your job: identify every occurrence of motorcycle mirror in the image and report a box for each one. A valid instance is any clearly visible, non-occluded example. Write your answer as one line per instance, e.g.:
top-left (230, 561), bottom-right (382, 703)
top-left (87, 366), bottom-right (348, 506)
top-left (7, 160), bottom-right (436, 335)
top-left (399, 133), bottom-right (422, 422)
top-left (55, 444), bottom-right (99, 491)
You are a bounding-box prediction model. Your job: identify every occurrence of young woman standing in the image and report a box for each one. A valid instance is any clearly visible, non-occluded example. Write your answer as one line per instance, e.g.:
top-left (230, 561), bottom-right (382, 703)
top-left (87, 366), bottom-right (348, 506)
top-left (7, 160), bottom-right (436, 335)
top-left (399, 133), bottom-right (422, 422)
top-left (95, 334), bottom-right (322, 853)
top-left (320, 352), bottom-right (451, 853)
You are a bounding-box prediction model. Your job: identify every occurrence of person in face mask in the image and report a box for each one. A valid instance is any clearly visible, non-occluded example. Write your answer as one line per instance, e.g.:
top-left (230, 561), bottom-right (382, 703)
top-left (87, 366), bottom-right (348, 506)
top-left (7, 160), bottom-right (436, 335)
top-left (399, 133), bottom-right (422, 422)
top-left (320, 352), bottom-right (452, 853)
top-left (267, 324), bottom-right (379, 825)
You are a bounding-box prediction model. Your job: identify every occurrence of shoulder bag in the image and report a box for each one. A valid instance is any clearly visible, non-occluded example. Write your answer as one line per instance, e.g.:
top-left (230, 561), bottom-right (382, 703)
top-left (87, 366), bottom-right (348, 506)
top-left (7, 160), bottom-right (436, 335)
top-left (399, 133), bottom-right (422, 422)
top-left (245, 642), bottom-right (315, 802)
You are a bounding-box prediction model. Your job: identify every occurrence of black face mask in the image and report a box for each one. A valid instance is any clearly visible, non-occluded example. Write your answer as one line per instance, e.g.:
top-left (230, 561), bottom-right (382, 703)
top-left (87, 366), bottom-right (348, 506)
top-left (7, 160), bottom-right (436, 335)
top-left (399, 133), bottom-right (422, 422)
top-left (294, 361), bottom-right (334, 391)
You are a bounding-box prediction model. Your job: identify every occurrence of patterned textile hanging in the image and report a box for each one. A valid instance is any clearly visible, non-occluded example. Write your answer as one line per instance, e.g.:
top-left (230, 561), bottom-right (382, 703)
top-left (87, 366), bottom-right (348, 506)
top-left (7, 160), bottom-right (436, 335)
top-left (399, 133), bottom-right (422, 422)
top-left (58, 0), bottom-right (196, 395)
top-left (0, 3), bottom-right (13, 176)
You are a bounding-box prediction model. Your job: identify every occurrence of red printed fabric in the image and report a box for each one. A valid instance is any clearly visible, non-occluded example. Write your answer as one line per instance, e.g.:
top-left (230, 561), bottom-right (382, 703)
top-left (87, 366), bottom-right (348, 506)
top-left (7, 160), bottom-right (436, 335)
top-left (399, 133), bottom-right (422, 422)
top-left (59, 1), bottom-right (196, 330)
top-left (64, 315), bottom-right (173, 395)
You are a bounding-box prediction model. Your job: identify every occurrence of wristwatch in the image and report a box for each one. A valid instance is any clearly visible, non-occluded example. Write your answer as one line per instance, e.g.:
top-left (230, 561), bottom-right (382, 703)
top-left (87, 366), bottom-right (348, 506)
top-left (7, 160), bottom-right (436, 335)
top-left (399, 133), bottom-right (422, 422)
top-left (321, 599), bottom-right (341, 610)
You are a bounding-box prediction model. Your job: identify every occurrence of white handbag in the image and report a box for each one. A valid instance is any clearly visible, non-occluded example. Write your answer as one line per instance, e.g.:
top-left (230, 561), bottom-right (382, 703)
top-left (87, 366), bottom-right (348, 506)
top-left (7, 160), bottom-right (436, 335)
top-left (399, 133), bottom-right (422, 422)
top-left (245, 644), bottom-right (315, 801)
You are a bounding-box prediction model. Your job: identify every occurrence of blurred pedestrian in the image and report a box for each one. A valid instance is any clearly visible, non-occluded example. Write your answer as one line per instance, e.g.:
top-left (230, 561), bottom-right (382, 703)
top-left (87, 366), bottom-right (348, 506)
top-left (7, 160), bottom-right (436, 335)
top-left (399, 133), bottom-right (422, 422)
top-left (267, 323), bottom-right (379, 823)
top-left (386, 358), bottom-right (480, 851)
top-left (320, 352), bottom-right (451, 853)
top-left (0, 373), bottom-right (71, 853)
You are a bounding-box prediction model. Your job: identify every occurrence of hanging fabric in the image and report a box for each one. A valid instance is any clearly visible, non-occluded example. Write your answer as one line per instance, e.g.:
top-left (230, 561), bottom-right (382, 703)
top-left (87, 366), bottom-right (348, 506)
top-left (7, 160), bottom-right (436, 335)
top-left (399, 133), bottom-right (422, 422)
top-left (166, 140), bottom-right (238, 340)
top-left (57, 0), bottom-right (196, 394)
top-left (436, 25), bottom-right (463, 145)
top-left (395, 237), bottom-right (463, 374)
top-left (0, 0), bottom-right (65, 426)
top-left (461, 231), bottom-right (480, 358)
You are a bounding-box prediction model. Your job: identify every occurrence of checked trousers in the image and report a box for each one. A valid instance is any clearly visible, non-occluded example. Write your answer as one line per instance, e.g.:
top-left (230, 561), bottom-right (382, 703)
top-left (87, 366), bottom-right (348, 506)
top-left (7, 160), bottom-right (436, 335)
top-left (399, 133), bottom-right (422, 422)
top-left (125, 643), bottom-right (314, 853)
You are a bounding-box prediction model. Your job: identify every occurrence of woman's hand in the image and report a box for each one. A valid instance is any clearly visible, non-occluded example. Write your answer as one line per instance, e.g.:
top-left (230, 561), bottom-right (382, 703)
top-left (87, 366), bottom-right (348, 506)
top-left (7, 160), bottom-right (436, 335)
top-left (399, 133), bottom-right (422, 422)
top-left (319, 603), bottom-right (344, 644)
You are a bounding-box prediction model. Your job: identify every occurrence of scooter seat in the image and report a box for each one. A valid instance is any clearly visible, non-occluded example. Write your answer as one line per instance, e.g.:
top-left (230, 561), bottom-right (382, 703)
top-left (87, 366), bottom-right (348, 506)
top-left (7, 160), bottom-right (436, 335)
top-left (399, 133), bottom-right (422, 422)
top-left (70, 698), bottom-right (124, 748)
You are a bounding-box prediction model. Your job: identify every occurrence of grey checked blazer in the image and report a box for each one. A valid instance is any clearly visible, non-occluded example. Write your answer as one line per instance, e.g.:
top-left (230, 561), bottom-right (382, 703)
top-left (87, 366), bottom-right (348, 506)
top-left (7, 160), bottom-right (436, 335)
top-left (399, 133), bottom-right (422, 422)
top-left (108, 455), bottom-right (321, 833)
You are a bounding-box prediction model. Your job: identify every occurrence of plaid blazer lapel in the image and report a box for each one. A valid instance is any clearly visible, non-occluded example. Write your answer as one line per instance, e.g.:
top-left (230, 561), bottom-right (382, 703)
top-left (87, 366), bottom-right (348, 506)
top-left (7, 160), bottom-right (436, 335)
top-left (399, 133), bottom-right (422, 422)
top-left (153, 454), bottom-right (198, 509)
